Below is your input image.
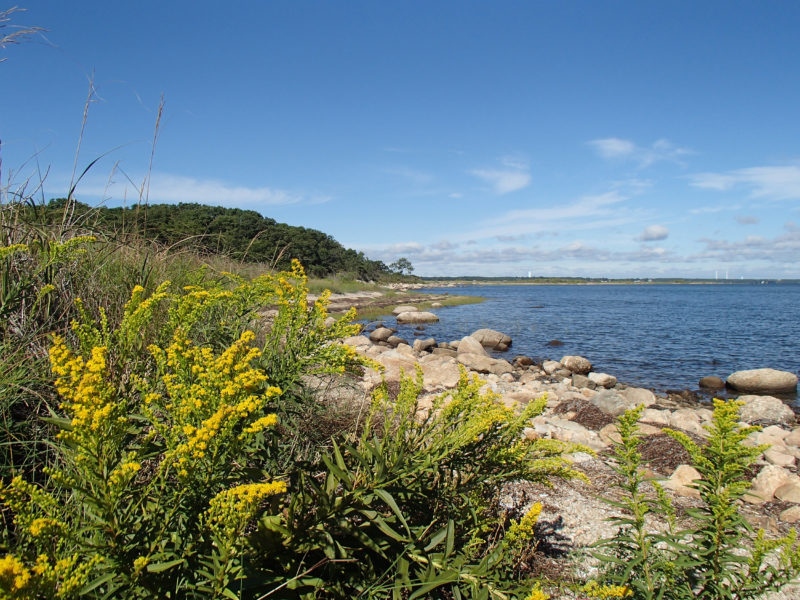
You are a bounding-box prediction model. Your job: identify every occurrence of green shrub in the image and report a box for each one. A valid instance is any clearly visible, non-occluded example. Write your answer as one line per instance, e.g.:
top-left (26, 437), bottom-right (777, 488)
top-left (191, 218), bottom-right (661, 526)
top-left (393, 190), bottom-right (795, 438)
top-left (1, 258), bottom-right (583, 598)
top-left (592, 400), bottom-right (800, 600)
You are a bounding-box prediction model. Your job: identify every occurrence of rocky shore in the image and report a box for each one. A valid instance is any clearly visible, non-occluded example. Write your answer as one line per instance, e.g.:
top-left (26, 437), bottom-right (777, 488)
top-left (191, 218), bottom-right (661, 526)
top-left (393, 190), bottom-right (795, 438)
top-left (333, 304), bottom-right (800, 598)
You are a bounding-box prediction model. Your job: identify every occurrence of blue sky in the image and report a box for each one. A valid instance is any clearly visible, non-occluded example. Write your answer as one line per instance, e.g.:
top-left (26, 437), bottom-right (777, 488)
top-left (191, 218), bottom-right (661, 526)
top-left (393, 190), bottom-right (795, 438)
top-left (2, 1), bottom-right (799, 278)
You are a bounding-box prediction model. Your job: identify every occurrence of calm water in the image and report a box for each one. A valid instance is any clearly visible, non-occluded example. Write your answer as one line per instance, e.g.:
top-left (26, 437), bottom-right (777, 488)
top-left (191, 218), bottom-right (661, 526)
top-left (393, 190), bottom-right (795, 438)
top-left (374, 283), bottom-right (800, 403)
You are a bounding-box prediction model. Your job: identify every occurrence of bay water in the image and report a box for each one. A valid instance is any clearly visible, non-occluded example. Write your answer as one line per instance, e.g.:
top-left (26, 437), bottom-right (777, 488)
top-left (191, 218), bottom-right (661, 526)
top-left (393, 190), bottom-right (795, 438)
top-left (380, 283), bottom-right (800, 404)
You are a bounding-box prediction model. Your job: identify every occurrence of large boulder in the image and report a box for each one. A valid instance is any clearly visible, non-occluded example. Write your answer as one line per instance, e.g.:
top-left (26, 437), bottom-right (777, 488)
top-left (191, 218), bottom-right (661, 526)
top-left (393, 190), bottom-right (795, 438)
top-left (396, 311), bottom-right (439, 324)
top-left (727, 368), bottom-right (798, 394)
top-left (470, 328), bottom-right (512, 349)
top-left (561, 355), bottom-right (592, 375)
top-left (457, 336), bottom-right (488, 356)
top-left (738, 395), bottom-right (795, 426)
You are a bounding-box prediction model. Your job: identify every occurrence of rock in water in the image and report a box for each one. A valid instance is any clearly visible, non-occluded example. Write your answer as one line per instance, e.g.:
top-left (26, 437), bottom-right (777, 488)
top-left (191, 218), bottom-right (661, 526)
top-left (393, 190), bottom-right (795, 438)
top-left (470, 328), bottom-right (512, 349)
top-left (396, 311), bottom-right (439, 324)
top-left (368, 327), bottom-right (393, 342)
top-left (726, 368), bottom-right (798, 394)
top-left (699, 376), bottom-right (725, 389)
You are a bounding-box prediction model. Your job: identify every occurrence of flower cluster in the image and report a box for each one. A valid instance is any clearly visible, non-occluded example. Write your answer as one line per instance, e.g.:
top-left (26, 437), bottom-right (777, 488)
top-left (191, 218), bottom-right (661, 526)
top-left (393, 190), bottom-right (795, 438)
top-left (49, 339), bottom-right (120, 444)
top-left (205, 481), bottom-right (288, 541)
top-left (583, 580), bottom-right (633, 599)
top-left (504, 502), bottom-right (543, 549)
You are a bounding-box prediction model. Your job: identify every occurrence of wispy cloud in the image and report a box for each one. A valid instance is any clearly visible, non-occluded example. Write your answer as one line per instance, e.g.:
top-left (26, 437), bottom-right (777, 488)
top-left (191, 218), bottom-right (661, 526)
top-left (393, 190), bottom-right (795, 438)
top-left (470, 156), bottom-right (531, 194)
top-left (638, 225), bottom-right (669, 242)
top-left (77, 172), bottom-right (305, 207)
top-left (470, 168), bottom-right (531, 194)
top-left (691, 228), bottom-right (800, 263)
top-left (588, 137), bottom-right (693, 168)
top-left (735, 215), bottom-right (759, 225)
top-left (689, 164), bottom-right (800, 200)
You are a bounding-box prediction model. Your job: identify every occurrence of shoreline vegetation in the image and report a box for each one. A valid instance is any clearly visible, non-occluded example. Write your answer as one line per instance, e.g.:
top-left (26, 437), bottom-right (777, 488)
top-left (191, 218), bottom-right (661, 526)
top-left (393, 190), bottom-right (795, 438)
top-left (2, 197), bottom-right (800, 598)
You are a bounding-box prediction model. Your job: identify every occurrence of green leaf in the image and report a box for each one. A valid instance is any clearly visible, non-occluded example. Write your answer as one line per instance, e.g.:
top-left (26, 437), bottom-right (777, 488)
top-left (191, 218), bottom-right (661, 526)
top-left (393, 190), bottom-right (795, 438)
top-left (374, 488), bottom-right (410, 535)
top-left (147, 558), bottom-right (185, 573)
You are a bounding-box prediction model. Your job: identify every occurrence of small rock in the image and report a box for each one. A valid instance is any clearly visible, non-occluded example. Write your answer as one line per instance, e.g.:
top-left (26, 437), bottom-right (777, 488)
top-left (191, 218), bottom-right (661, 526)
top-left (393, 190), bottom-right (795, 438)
top-left (745, 465), bottom-right (793, 504)
top-left (589, 372), bottom-right (617, 388)
top-left (663, 465), bottom-right (702, 498)
top-left (786, 428), bottom-right (800, 447)
top-left (561, 355), bottom-right (592, 375)
top-left (699, 376), bottom-right (725, 389)
top-left (512, 355), bottom-right (534, 367)
top-left (413, 338), bottom-right (436, 352)
top-left (589, 389), bottom-right (631, 417)
top-left (546, 339), bottom-right (565, 347)
top-left (765, 448), bottom-right (796, 467)
top-left (431, 347), bottom-right (457, 358)
top-left (542, 360), bottom-right (563, 375)
top-left (572, 373), bottom-right (594, 389)
top-left (369, 327), bottom-right (394, 342)
top-left (775, 481), bottom-right (800, 504)
top-left (780, 506), bottom-right (800, 523)
top-left (386, 335), bottom-right (408, 347)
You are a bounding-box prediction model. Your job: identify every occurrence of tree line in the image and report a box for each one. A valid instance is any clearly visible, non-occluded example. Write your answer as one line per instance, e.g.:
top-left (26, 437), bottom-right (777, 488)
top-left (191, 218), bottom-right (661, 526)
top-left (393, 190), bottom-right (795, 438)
top-left (39, 199), bottom-right (393, 279)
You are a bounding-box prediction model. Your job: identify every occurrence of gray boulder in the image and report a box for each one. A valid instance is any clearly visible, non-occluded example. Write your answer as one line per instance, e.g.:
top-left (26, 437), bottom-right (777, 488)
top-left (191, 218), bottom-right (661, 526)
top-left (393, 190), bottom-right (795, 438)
top-left (561, 355), bottom-right (592, 375)
top-left (727, 368), bottom-right (798, 394)
top-left (396, 311), bottom-right (439, 324)
top-left (471, 328), bottom-right (512, 349)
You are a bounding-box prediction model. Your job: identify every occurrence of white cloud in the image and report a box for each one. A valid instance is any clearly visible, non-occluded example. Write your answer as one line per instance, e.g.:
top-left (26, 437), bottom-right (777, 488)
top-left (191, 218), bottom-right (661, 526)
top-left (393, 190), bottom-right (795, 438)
top-left (589, 137), bottom-right (692, 167)
top-left (588, 138), bottom-right (636, 159)
top-left (639, 225), bottom-right (669, 242)
top-left (689, 164), bottom-right (800, 200)
top-left (470, 168), bottom-right (531, 194)
top-left (448, 192), bottom-right (463, 199)
top-left (78, 172), bottom-right (303, 207)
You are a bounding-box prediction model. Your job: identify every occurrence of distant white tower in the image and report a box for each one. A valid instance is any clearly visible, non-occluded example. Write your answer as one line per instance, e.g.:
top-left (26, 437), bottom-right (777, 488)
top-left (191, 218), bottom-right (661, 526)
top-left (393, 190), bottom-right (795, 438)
top-left (528, 271), bottom-right (532, 278)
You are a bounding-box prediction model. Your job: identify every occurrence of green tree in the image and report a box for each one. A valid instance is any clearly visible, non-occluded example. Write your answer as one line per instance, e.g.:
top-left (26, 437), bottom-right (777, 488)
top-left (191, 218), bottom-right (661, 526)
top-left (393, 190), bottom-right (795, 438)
top-left (389, 257), bottom-right (414, 275)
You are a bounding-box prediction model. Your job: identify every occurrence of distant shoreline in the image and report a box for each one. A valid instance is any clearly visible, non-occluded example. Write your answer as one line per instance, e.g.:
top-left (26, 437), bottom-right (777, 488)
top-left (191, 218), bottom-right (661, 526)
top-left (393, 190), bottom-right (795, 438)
top-left (417, 279), bottom-right (799, 287)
